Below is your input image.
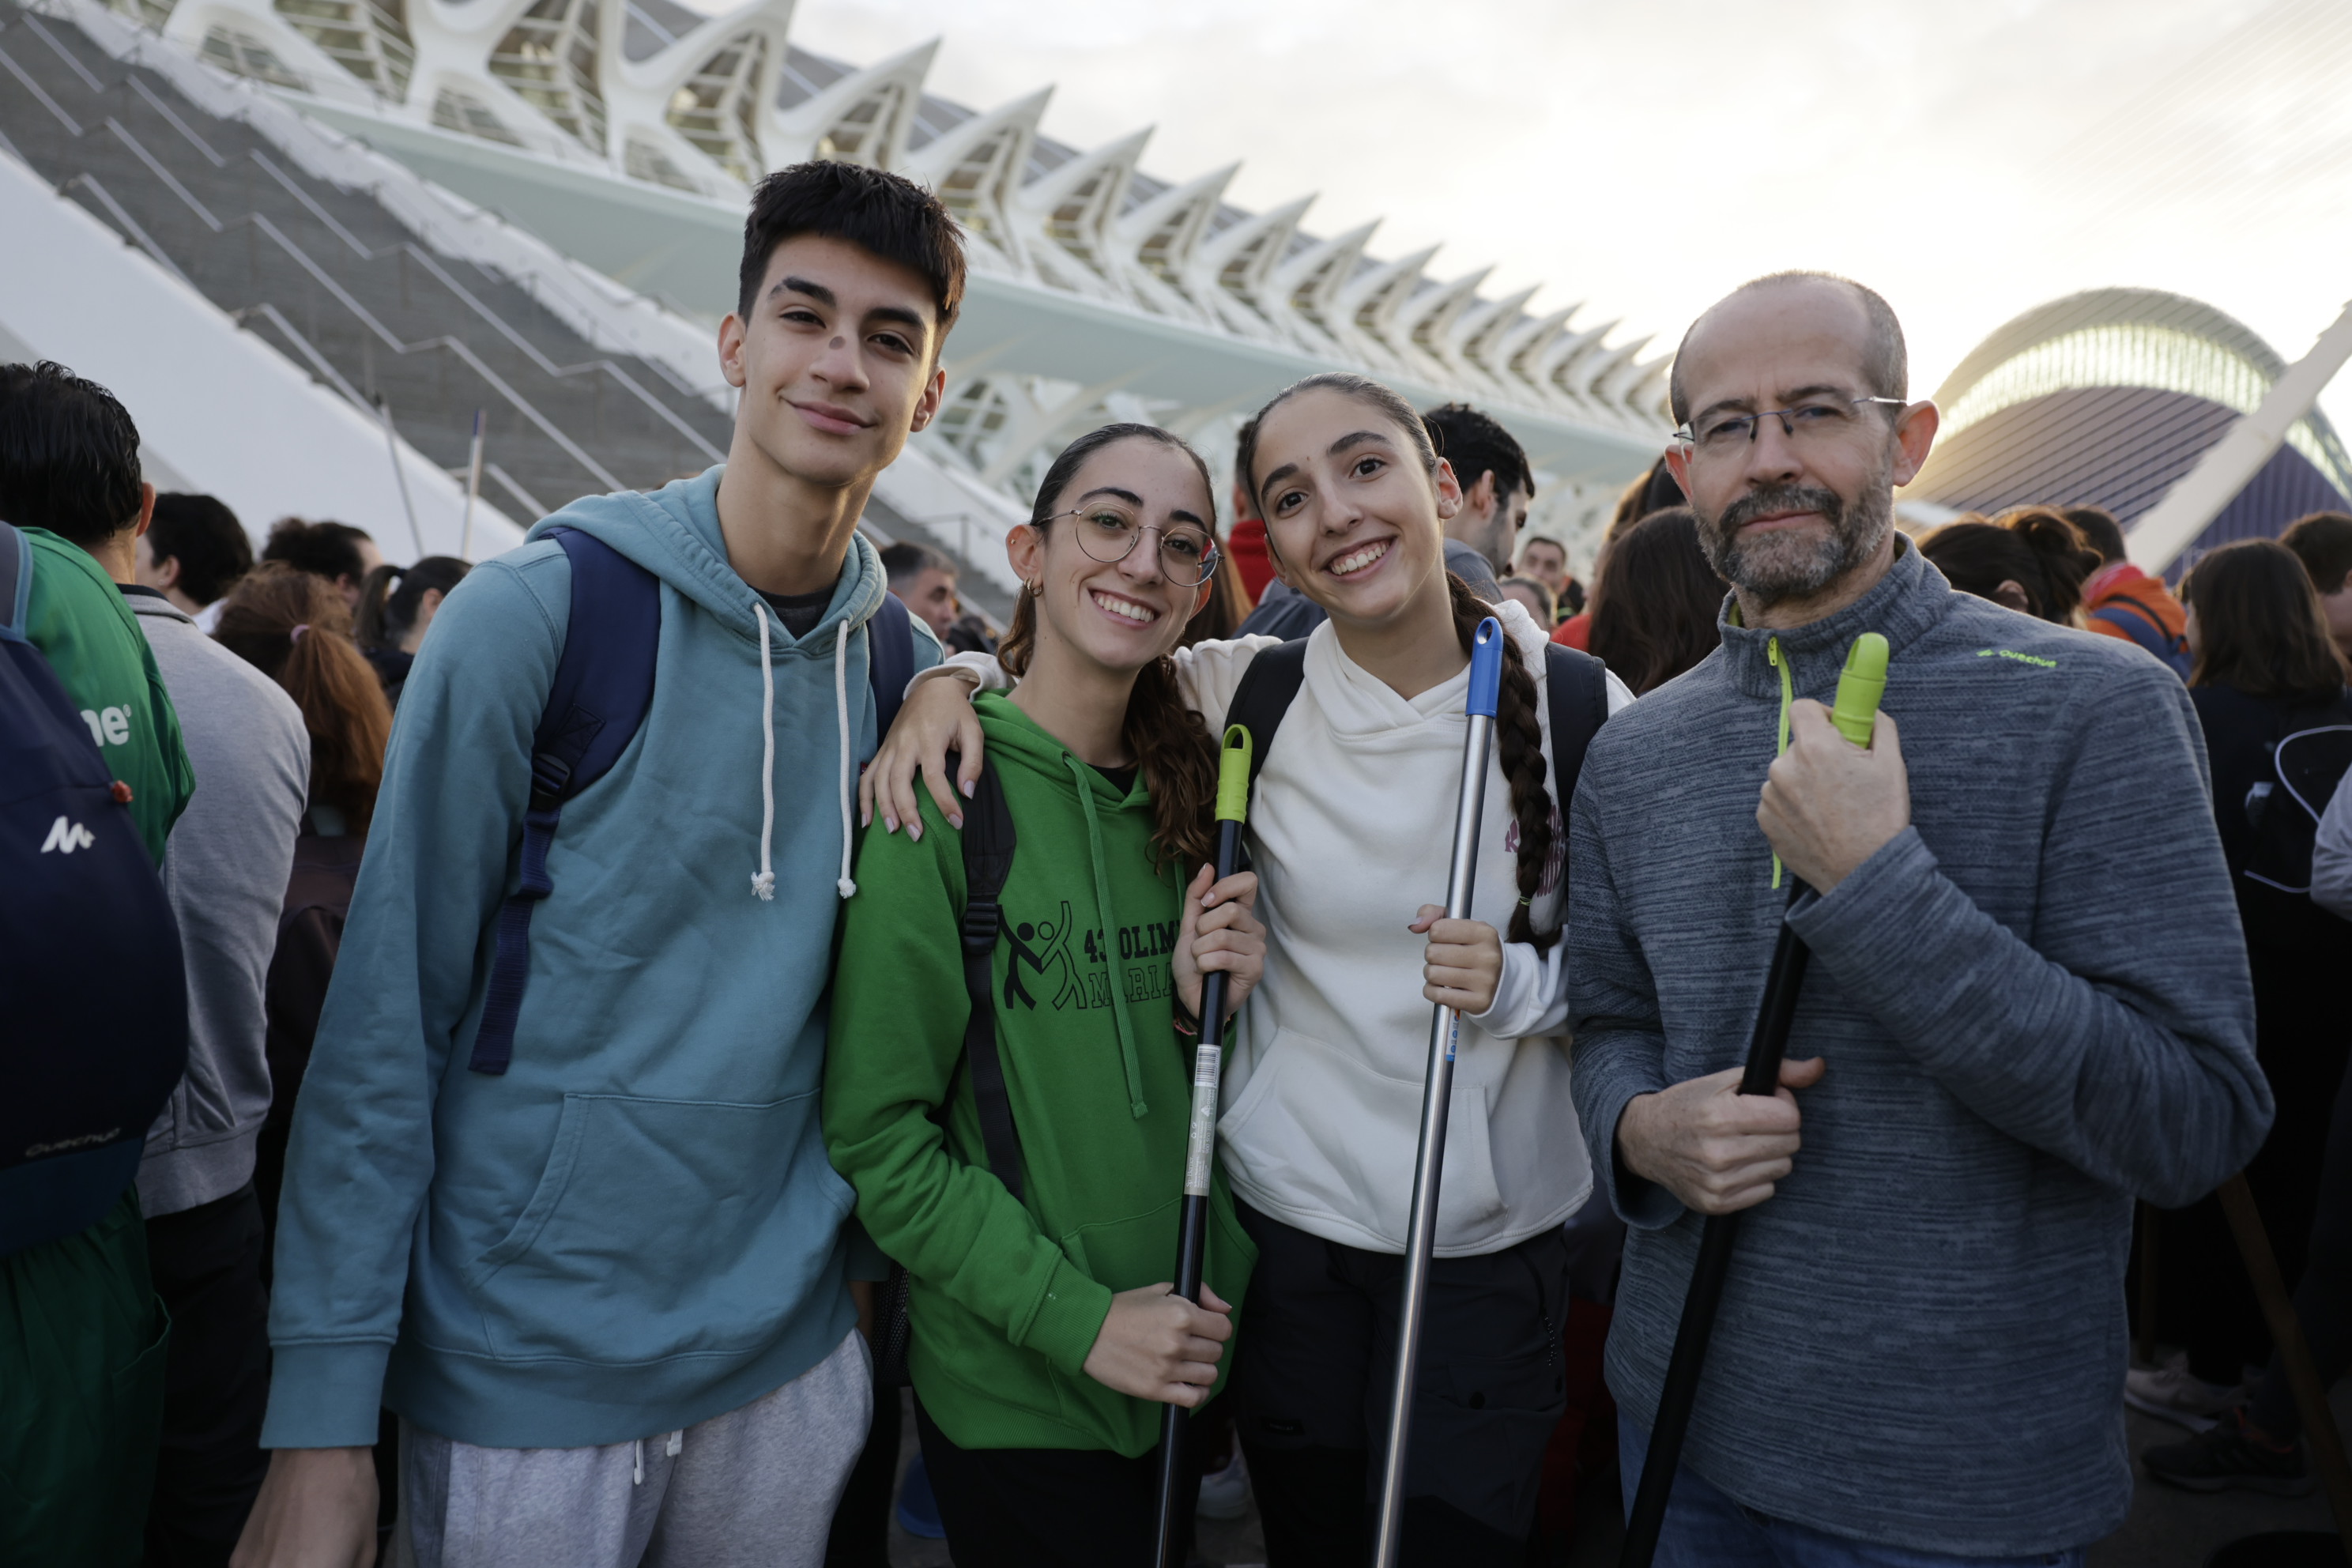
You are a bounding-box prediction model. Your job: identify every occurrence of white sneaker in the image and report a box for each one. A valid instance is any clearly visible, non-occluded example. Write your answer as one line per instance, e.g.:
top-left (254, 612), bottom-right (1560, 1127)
top-left (2125, 1362), bottom-right (2244, 1431)
top-left (1196, 1449), bottom-right (1250, 1520)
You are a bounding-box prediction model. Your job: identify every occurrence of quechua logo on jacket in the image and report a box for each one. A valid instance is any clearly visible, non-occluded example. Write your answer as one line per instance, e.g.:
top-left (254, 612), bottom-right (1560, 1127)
top-left (1001, 901), bottom-right (1178, 1012)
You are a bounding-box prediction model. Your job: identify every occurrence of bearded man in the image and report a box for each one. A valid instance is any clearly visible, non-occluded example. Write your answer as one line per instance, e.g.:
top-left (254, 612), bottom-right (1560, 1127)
top-left (1565, 271), bottom-right (2270, 1565)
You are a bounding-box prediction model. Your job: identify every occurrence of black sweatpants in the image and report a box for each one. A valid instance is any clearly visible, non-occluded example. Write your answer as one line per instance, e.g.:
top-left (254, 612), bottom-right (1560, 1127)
top-left (1227, 1198), bottom-right (1570, 1567)
top-left (912, 1395), bottom-right (1202, 1568)
top-left (143, 1183), bottom-right (272, 1567)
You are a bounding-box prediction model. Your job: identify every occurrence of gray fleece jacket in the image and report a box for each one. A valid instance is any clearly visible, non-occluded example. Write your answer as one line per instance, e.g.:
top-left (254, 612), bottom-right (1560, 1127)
top-left (1567, 540), bottom-right (2270, 1555)
top-left (125, 587), bottom-right (309, 1216)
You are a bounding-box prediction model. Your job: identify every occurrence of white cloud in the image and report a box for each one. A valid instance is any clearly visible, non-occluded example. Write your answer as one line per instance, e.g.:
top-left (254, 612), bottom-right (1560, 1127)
top-left (711, 0), bottom-right (2352, 436)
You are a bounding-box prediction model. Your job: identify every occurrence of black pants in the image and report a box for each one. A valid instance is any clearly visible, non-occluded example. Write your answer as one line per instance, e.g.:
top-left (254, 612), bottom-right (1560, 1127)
top-left (2159, 940), bottom-right (2352, 1383)
top-left (913, 1396), bottom-right (1201, 1568)
top-left (2249, 1053), bottom-right (2352, 1439)
top-left (823, 1371), bottom-right (903, 1568)
top-left (1227, 1199), bottom-right (1570, 1567)
top-left (143, 1183), bottom-right (271, 1568)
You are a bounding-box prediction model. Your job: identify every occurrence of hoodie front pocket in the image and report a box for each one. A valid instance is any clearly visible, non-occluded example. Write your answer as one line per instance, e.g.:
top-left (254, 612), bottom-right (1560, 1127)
top-left (469, 1091), bottom-right (854, 1364)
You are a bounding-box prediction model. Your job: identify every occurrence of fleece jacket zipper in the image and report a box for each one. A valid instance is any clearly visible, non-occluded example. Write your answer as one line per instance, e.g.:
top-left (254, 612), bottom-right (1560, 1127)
top-left (1769, 635), bottom-right (1794, 888)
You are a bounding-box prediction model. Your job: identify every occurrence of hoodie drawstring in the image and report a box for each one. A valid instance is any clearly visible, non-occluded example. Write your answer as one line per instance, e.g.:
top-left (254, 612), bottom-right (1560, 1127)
top-left (1065, 756), bottom-right (1149, 1119)
top-left (746, 603), bottom-right (861, 903)
top-left (834, 620), bottom-right (858, 899)
top-left (631, 1429), bottom-right (683, 1486)
top-left (751, 601), bottom-right (778, 901)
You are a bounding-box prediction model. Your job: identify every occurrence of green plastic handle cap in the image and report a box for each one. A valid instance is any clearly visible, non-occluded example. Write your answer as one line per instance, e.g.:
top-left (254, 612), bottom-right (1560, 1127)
top-left (1832, 632), bottom-right (1890, 747)
top-left (1216, 725), bottom-right (1253, 822)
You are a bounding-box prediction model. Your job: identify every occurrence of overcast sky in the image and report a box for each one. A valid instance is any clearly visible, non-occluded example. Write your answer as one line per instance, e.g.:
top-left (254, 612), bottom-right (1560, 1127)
top-left (727, 0), bottom-right (2352, 434)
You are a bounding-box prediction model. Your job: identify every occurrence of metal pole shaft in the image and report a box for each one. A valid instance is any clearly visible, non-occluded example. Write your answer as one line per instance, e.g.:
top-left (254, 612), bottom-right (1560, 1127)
top-left (1371, 711), bottom-right (1497, 1568)
top-left (1620, 897), bottom-right (1809, 1568)
top-left (1152, 816), bottom-right (1246, 1568)
top-left (375, 395), bottom-right (423, 559)
top-left (462, 409), bottom-right (484, 561)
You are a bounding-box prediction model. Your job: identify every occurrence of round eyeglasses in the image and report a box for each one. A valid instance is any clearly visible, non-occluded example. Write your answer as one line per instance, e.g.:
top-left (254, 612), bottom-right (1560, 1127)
top-left (1044, 501), bottom-right (1221, 586)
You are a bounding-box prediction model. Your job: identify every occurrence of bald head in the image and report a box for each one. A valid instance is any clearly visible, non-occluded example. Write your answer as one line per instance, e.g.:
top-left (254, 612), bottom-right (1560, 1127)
top-left (1669, 272), bottom-right (1906, 428)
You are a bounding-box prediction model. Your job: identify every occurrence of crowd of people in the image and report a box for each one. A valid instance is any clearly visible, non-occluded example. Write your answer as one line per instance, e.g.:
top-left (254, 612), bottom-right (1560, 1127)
top-left (3, 156), bottom-right (2350, 1568)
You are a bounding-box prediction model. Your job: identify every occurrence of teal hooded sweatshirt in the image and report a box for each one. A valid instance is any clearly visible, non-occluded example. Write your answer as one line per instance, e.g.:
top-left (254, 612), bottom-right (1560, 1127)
top-left (260, 466), bottom-right (937, 1450)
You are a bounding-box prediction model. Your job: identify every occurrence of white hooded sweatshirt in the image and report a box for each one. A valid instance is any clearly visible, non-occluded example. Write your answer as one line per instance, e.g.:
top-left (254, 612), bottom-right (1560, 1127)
top-left (932, 597), bottom-right (1634, 1257)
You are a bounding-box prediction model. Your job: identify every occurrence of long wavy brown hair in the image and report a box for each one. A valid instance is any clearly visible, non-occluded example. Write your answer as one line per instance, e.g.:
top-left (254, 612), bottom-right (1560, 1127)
top-left (213, 562), bottom-right (394, 833)
top-left (1000, 424), bottom-right (1222, 871)
top-left (1236, 371), bottom-right (1562, 951)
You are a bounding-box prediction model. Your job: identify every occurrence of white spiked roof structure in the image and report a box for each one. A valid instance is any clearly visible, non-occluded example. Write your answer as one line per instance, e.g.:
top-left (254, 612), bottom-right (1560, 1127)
top-left (111, 0), bottom-right (1668, 522)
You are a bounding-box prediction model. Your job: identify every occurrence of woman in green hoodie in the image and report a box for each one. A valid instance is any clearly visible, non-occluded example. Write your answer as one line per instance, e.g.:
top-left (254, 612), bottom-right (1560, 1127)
top-left (825, 424), bottom-right (1266, 1566)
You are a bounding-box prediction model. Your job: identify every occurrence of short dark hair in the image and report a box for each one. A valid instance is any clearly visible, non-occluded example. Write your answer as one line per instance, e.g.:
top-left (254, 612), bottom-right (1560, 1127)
top-left (0, 360), bottom-right (144, 548)
top-left (1669, 271), bottom-right (1907, 426)
top-left (879, 540), bottom-right (955, 585)
top-left (262, 518), bottom-right (375, 585)
top-left (2282, 511), bottom-right (2352, 597)
top-left (147, 492), bottom-right (251, 605)
top-left (2062, 505), bottom-right (2128, 564)
top-left (1421, 402), bottom-right (1534, 503)
top-left (737, 162), bottom-right (967, 335)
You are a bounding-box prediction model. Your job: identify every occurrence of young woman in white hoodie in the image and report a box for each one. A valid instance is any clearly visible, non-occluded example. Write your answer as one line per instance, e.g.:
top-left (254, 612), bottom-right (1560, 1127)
top-left (869, 373), bottom-right (1632, 1563)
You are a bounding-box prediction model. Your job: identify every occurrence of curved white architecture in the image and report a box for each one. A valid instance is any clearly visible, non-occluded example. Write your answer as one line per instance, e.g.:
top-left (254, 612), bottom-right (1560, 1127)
top-left (106, 0), bottom-right (1668, 533)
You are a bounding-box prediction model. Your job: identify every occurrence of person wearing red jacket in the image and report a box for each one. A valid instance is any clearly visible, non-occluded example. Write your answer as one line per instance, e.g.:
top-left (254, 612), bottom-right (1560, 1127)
top-left (2066, 506), bottom-right (2191, 677)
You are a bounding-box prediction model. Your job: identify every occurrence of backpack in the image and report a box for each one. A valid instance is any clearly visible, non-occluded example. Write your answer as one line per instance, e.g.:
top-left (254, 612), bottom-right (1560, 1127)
top-left (0, 519), bottom-right (190, 1257)
top-left (469, 527), bottom-right (918, 1075)
top-left (2090, 592), bottom-right (2193, 679)
top-left (874, 754), bottom-right (1022, 1387)
top-left (2243, 721), bottom-right (2352, 898)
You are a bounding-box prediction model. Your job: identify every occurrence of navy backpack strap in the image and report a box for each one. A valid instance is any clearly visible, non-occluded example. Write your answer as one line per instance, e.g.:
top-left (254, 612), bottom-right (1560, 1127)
top-left (956, 756), bottom-right (1026, 1202)
top-left (472, 527), bottom-right (661, 1074)
top-left (1543, 642), bottom-right (1610, 804)
top-left (1224, 638), bottom-right (1310, 797)
top-left (0, 519), bottom-right (28, 639)
top-left (865, 590), bottom-right (914, 748)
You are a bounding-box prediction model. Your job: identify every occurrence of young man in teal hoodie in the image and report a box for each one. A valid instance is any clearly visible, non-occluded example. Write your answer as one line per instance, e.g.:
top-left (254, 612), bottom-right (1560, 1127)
top-left (236, 163), bottom-right (960, 1568)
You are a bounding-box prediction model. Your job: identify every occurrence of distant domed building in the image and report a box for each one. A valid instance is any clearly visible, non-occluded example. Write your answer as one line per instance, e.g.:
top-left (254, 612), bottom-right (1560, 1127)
top-left (1900, 288), bottom-right (2352, 569)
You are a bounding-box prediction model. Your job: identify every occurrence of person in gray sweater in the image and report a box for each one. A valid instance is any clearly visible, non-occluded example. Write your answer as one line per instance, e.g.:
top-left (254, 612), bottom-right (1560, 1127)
top-left (1567, 271), bottom-right (2271, 1562)
top-left (111, 535), bottom-right (308, 1558)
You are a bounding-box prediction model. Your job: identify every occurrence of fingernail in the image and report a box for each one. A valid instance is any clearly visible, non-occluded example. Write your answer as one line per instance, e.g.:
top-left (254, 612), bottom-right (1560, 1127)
top-left (963, 779), bottom-right (977, 798)
top-left (948, 814), bottom-right (963, 829)
top-left (883, 816), bottom-right (898, 834)
top-left (908, 824), bottom-right (922, 843)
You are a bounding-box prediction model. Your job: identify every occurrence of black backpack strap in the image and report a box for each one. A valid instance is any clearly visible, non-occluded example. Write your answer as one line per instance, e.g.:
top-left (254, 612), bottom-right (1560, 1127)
top-left (866, 590), bottom-right (914, 749)
top-left (1224, 639), bottom-right (1310, 797)
top-left (1543, 643), bottom-right (1610, 805)
top-left (0, 519), bottom-right (28, 639)
top-left (957, 756), bottom-right (1027, 1202)
top-left (473, 528), bottom-right (661, 1075)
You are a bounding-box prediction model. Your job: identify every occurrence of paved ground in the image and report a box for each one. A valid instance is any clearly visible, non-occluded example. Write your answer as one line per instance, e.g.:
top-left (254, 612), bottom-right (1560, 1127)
top-left (877, 1385), bottom-right (2350, 1566)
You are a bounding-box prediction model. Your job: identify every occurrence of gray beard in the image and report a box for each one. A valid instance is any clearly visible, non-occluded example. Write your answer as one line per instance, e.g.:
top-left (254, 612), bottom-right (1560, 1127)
top-left (1698, 476), bottom-right (1893, 608)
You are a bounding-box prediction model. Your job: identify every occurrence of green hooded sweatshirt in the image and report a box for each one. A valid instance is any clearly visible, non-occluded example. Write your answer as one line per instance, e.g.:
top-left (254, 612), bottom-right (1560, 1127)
top-left (826, 694), bottom-right (1256, 1455)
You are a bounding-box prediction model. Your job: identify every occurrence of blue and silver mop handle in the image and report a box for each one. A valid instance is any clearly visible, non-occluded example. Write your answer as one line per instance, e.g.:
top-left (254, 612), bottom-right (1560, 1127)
top-left (1372, 616), bottom-right (1506, 1568)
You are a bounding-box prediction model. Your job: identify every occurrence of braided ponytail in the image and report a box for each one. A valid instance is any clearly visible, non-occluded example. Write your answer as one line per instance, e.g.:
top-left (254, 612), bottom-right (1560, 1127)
top-left (1446, 572), bottom-right (1559, 952)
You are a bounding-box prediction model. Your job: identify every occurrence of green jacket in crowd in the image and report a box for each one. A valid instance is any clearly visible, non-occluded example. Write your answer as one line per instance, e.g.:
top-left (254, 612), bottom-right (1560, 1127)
top-left (21, 526), bottom-right (192, 863)
top-left (826, 693), bottom-right (1256, 1456)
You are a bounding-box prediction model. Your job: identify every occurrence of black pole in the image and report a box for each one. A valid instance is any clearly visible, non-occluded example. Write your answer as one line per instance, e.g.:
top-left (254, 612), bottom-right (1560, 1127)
top-left (1620, 888), bottom-right (1811, 1568)
top-left (1152, 816), bottom-right (1245, 1568)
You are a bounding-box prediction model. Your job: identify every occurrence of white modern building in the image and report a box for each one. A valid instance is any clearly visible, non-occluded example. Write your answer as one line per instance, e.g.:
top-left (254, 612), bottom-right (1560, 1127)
top-left (100, 0), bottom-right (1669, 546)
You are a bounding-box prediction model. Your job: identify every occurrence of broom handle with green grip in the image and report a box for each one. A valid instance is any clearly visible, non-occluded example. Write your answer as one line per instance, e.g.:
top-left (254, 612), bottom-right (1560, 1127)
top-left (1152, 726), bottom-right (1254, 1568)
